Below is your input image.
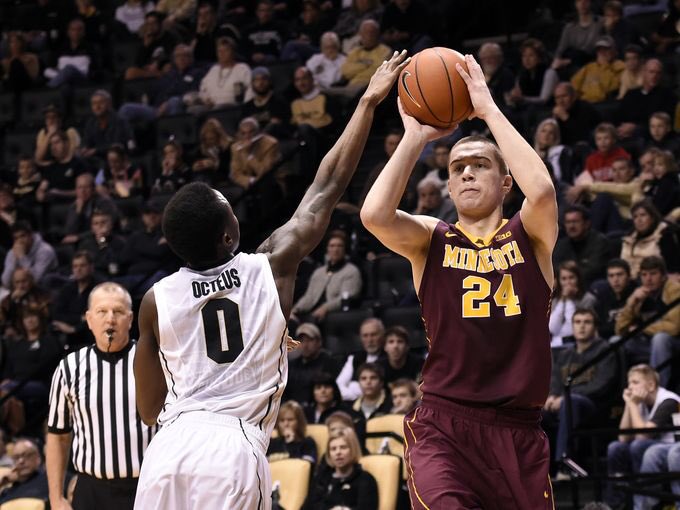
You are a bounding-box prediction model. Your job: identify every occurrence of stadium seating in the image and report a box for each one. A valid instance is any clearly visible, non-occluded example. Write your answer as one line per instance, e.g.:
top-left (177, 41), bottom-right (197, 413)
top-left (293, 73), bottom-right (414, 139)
top-left (322, 309), bottom-right (373, 356)
top-left (269, 458), bottom-right (311, 510)
top-left (20, 89), bottom-right (63, 127)
top-left (0, 498), bottom-right (46, 510)
top-left (3, 131), bottom-right (35, 168)
top-left (374, 255), bottom-right (415, 305)
top-left (365, 414), bottom-right (407, 479)
top-left (155, 114), bottom-right (198, 148)
top-left (381, 306), bottom-right (428, 351)
top-left (359, 454), bottom-right (401, 510)
top-left (306, 423), bottom-right (329, 460)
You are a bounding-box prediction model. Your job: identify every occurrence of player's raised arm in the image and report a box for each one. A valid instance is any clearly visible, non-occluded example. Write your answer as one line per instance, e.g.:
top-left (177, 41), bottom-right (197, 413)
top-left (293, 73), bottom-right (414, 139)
top-left (457, 54), bottom-right (558, 283)
top-left (258, 51), bottom-right (410, 310)
top-left (360, 100), bottom-right (454, 263)
top-left (134, 289), bottom-right (167, 425)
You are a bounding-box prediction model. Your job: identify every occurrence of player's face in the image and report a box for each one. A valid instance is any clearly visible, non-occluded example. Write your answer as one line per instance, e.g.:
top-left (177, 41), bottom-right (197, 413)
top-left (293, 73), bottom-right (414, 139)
top-left (86, 289), bottom-right (133, 352)
top-left (328, 438), bottom-right (352, 470)
top-left (360, 322), bottom-right (384, 353)
top-left (595, 131), bottom-right (614, 152)
top-left (607, 267), bottom-right (629, 293)
top-left (391, 387), bottom-right (415, 414)
top-left (313, 384), bottom-right (334, 405)
top-left (572, 314), bottom-right (596, 342)
top-left (640, 269), bottom-right (665, 292)
top-left (384, 335), bottom-right (408, 361)
top-left (632, 207), bottom-right (654, 234)
top-left (359, 371), bottom-right (382, 398)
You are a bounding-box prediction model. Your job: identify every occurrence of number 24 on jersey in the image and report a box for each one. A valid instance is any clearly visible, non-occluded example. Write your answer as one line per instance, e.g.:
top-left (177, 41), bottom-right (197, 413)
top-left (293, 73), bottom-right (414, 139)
top-left (462, 274), bottom-right (521, 318)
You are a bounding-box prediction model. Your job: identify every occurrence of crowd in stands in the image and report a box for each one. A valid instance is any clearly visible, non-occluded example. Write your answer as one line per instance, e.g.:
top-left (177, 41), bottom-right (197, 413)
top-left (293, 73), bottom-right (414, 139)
top-left (0, 0), bottom-right (678, 508)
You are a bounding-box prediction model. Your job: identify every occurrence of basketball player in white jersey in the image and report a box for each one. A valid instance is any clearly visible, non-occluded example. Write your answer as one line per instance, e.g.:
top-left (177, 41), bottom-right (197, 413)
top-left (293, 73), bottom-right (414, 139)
top-left (132, 50), bottom-right (410, 510)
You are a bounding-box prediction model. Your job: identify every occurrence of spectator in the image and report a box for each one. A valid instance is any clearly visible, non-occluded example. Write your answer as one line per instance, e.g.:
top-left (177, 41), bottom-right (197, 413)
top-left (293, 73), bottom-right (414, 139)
top-left (506, 38), bottom-right (559, 108)
top-left (290, 231), bottom-right (362, 325)
top-left (303, 427), bottom-right (378, 510)
top-left (389, 377), bottom-right (419, 414)
top-left (280, 0), bottom-right (334, 62)
top-left (94, 145), bottom-right (144, 200)
top-left (12, 156), bottom-right (42, 208)
top-left (422, 140), bottom-right (452, 194)
top-left (51, 251), bottom-right (98, 349)
top-left (553, 206), bottom-right (611, 286)
top-left (0, 32), bottom-right (40, 94)
top-left (380, 325), bottom-right (423, 385)
top-left (644, 149), bottom-right (680, 217)
top-left (336, 318), bottom-right (386, 401)
top-left (615, 59), bottom-right (676, 141)
top-left (192, 2), bottom-right (236, 65)
top-left (620, 201), bottom-right (680, 279)
top-left (336, 19), bottom-right (391, 97)
top-left (76, 210), bottom-right (126, 280)
top-left (34, 105), bottom-right (81, 168)
top-left (44, 18), bottom-right (101, 89)
top-left (79, 90), bottom-right (135, 161)
top-left (151, 140), bottom-right (190, 195)
top-left (615, 256), bottom-right (680, 386)
top-left (570, 36), bottom-right (624, 104)
top-left (229, 117), bottom-right (281, 192)
top-left (156, 0), bottom-right (197, 35)
top-left (62, 173), bottom-right (118, 245)
top-left (304, 372), bottom-right (347, 424)
top-left (119, 44), bottom-right (204, 122)
top-left (649, 0), bottom-right (680, 54)
top-left (552, 82), bottom-right (601, 146)
top-left (0, 439), bottom-right (48, 504)
top-left (124, 11), bottom-right (176, 81)
top-left (590, 259), bottom-right (637, 340)
top-left (241, 66), bottom-right (291, 138)
top-left (114, 0), bottom-right (155, 36)
top-left (37, 131), bottom-right (86, 202)
top-left (306, 31), bottom-right (347, 91)
top-left (352, 363), bottom-right (391, 421)
top-left (543, 307), bottom-right (619, 472)
top-left (243, 0), bottom-right (288, 64)
top-left (191, 118), bottom-right (233, 184)
top-left (533, 118), bottom-right (575, 186)
top-left (380, 0), bottom-right (432, 54)
top-left (186, 37), bottom-right (252, 114)
top-left (285, 323), bottom-right (340, 404)
top-left (0, 268), bottom-right (51, 340)
top-left (605, 364), bottom-right (680, 508)
top-left (636, 442), bottom-right (680, 510)
top-left (616, 44), bottom-right (643, 100)
top-left (1, 222), bottom-right (57, 289)
top-left (477, 42), bottom-right (514, 109)
top-left (574, 122), bottom-right (630, 187)
top-left (549, 261), bottom-right (598, 347)
top-left (332, 0), bottom-right (383, 53)
top-left (601, 0), bottom-right (642, 53)
top-left (552, 0), bottom-right (603, 72)
top-left (118, 199), bottom-right (176, 297)
top-left (645, 111), bottom-right (680, 157)
top-left (411, 177), bottom-right (457, 224)
top-left (267, 401), bottom-right (317, 464)
top-left (291, 66), bottom-right (334, 129)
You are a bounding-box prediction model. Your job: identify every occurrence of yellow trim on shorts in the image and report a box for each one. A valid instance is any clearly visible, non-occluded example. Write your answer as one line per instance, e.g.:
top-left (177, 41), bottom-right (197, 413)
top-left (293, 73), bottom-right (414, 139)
top-left (547, 475), bottom-right (555, 510)
top-left (404, 408), bottom-right (431, 510)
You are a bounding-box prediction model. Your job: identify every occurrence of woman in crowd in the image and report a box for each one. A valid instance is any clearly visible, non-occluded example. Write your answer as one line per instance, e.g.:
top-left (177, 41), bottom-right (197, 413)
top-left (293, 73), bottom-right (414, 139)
top-left (151, 140), bottom-right (190, 195)
top-left (549, 261), bottom-right (597, 347)
top-left (533, 118), bottom-right (575, 185)
top-left (95, 144), bottom-right (144, 199)
top-left (267, 401), bottom-right (317, 465)
top-left (34, 105), bottom-right (81, 167)
top-left (191, 118), bottom-right (233, 184)
top-left (304, 372), bottom-right (346, 425)
top-left (507, 38), bottom-right (559, 108)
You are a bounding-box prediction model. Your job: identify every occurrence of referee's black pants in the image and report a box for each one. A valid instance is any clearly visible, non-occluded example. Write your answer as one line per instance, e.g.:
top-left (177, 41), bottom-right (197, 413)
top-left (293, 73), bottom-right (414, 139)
top-left (72, 473), bottom-right (138, 510)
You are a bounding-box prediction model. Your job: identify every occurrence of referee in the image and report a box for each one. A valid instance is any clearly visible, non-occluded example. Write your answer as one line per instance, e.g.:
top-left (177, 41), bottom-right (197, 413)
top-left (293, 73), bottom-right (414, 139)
top-left (45, 282), bottom-right (157, 510)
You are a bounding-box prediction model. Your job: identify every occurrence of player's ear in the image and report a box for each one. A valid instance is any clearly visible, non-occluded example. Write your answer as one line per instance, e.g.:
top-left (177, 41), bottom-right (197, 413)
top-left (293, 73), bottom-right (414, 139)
top-left (501, 174), bottom-right (513, 194)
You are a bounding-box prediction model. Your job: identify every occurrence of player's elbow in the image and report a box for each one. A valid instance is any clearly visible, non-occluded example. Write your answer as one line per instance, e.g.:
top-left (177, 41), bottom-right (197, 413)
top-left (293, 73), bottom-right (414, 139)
top-left (360, 204), bottom-right (389, 230)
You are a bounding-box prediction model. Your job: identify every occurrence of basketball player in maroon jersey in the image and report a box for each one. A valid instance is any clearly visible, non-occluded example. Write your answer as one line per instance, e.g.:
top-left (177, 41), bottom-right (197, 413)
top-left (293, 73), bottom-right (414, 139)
top-left (361, 54), bottom-right (558, 509)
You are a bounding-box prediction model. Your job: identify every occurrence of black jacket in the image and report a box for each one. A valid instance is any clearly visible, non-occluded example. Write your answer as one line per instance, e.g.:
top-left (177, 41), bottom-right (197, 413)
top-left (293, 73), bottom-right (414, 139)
top-left (303, 463), bottom-right (378, 510)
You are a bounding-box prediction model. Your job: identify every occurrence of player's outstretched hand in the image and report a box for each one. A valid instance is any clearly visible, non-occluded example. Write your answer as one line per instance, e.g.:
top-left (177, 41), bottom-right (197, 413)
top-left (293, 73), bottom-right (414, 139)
top-left (397, 97), bottom-right (456, 143)
top-left (456, 54), bottom-right (498, 121)
top-left (362, 50), bottom-right (410, 106)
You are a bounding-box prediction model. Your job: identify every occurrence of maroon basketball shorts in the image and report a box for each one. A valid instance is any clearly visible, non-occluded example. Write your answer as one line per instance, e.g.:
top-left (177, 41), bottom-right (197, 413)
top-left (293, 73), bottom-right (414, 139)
top-left (403, 395), bottom-right (554, 510)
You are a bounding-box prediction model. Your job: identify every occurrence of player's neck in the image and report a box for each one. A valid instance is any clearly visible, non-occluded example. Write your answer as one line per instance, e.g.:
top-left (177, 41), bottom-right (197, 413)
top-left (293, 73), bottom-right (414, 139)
top-left (456, 209), bottom-right (504, 241)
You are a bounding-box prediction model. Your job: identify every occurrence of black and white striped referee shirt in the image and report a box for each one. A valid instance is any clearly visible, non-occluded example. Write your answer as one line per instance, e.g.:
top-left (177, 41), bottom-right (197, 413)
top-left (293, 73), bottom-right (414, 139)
top-left (47, 341), bottom-right (157, 480)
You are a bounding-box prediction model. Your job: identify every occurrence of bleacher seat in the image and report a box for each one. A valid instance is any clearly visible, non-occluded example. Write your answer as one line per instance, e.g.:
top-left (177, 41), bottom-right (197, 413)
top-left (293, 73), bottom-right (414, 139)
top-left (119, 78), bottom-right (159, 106)
top-left (374, 255), bottom-right (415, 304)
top-left (266, 61), bottom-right (299, 96)
top-left (269, 458), bottom-right (311, 510)
top-left (204, 106), bottom-right (243, 136)
top-left (112, 41), bottom-right (140, 76)
top-left (323, 309), bottom-right (373, 356)
top-left (156, 114), bottom-right (198, 148)
top-left (0, 93), bottom-right (14, 128)
top-left (0, 498), bottom-right (46, 510)
top-left (306, 423), bottom-right (329, 460)
top-left (359, 454), bottom-right (401, 510)
top-left (381, 306), bottom-right (427, 350)
top-left (20, 89), bottom-right (63, 127)
top-left (3, 131), bottom-right (35, 168)
top-left (365, 414), bottom-right (407, 480)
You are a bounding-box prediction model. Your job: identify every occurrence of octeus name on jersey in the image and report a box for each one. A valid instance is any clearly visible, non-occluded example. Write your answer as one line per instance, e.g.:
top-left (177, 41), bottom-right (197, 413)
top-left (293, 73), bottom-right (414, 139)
top-left (191, 269), bottom-right (241, 298)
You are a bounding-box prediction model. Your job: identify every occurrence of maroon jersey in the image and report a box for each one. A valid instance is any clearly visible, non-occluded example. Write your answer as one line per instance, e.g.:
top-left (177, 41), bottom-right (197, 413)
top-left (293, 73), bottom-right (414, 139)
top-left (418, 213), bottom-right (552, 409)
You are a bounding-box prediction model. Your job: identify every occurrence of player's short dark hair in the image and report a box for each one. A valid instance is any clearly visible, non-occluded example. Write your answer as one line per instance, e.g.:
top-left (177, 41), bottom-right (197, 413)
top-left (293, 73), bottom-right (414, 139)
top-left (385, 325), bottom-right (410, 346)
top-left (564, 204), bottom-right (590, 222)
top-left (162, 182), bottom-right (239, 265)
top-left (607, 258), bottom-right (630, 275)
top-left (639, 256), bottom-right (667, 275)
top-left (357, 362), bottom-right (384, 381)
top-left (572, 307), bottom-right (598, 325)
top-left (452, 135), bottom-right (509, 175)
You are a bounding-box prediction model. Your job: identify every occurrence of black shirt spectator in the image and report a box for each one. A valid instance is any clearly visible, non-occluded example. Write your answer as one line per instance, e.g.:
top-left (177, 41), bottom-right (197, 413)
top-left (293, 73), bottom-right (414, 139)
top-left (241, 66), bottom-right (291, 138)
top-left (0, 439), bottom-right (49, 505)
top-left (552, 82), bottom-right (601, 145)
top-left (81, 91), bottom-right (135, 160)
top-left (62, 173), bottom-right (118, 243)
top-left (243, 0), bottom-right (288, 64)
top-left (590, 259), bottom-right (637, 340)
top-left (76, 211), bottom-right (126, 280)
top-left (380, 0), bottom-right (430, 53)
top-left (124, 11), bottom-right (176, 81)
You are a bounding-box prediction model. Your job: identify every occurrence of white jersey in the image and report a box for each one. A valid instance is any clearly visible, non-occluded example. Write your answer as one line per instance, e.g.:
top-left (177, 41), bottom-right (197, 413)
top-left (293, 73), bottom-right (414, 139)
top-left (153, 252), bottom-right (288, 438)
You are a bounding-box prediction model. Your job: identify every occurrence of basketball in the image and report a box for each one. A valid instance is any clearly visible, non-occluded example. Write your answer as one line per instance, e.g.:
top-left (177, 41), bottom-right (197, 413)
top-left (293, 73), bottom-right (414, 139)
top-left (397, 47), bottom-right (473, 129)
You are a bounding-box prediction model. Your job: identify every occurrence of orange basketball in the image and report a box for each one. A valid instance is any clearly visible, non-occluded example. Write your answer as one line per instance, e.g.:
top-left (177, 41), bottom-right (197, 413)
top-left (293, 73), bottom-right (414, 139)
top-left (398, 47), bottom-right (473, 129)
